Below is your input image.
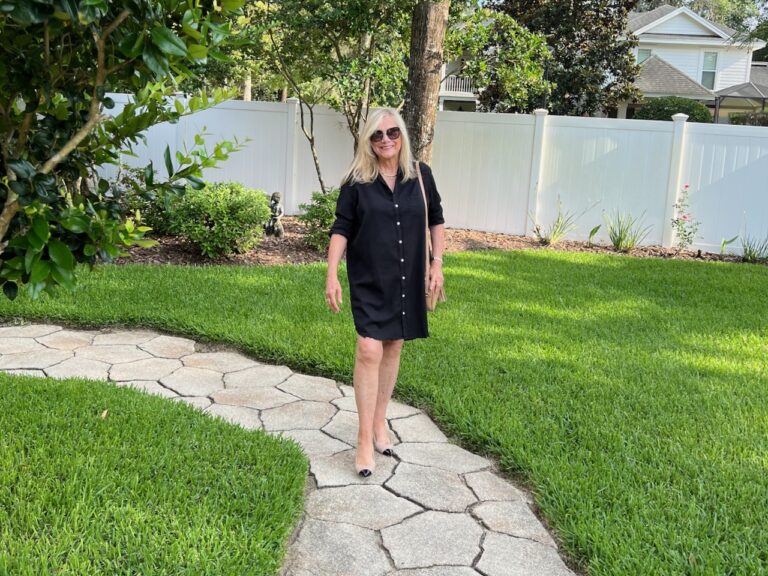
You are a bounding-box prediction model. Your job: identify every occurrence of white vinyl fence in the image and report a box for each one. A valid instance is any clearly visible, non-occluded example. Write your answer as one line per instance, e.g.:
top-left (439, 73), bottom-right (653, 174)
top-left (107, 95), bottom-right (768, 253)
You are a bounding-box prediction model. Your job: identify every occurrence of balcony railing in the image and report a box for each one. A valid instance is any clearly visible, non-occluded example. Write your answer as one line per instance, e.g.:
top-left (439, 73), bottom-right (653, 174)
top-left (440, 75), bottom-right (476, 95)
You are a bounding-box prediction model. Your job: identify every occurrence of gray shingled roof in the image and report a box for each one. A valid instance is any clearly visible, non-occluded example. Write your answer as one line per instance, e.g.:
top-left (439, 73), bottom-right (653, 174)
top-left (628, 5), bottom-right (676, 32)
top-left (716, 82), bottom-right (768, 99)
top-left (751, 63), bottom-right (768, 86)
top-left (636, 54), bottom-right (715, 99)
top-left (628, 4), bottom-right (735, 38)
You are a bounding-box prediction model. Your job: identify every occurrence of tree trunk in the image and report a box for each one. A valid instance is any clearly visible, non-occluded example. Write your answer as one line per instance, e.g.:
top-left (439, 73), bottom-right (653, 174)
top-left (243, 71), bottom-right (252, 101)
top-left (403, 0), bottom-right (450, 163)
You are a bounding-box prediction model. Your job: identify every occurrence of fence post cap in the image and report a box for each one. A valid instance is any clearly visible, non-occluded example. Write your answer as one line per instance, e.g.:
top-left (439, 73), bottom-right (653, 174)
top-left (533, 109), bottom-right (549, 116)
top-left (672, 113), bottom-right (689, 122)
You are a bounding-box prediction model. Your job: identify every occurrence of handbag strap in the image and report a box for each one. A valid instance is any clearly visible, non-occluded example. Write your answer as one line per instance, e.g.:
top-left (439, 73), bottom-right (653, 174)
top-left (415, 162), bottom-right (432, 293)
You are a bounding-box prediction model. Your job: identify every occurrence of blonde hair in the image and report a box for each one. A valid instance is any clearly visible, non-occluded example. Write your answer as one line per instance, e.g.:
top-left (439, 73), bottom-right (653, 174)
top-left (341, 108), bottom-right (416, 185)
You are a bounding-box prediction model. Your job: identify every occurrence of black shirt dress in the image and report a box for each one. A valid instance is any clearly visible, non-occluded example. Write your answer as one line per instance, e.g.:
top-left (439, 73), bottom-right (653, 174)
top-left (329, 162), bottom-right (445, 341)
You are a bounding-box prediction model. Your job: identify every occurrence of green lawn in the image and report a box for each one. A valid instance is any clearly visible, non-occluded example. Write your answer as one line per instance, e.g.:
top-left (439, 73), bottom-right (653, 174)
top-left (2, 250), bottom-right (767, 575)
top-left (0, 375), bottom-right (307, 576)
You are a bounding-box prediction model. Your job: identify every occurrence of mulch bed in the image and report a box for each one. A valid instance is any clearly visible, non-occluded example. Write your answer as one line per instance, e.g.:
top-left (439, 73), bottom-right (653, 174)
top-left (116, 217), bottom-right (745, 266)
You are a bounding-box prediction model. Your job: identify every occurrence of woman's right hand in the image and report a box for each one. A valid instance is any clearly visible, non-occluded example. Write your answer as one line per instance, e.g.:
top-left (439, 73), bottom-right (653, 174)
top-left (326, 275), bottom-right (343, 313)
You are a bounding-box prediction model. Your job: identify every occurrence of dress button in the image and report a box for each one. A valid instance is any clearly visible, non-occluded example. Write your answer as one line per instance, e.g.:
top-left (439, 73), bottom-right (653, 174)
top-left (396, 221), bottom-right (400, 226)
top-left (395, 204), bottom-right (399, 208)
top-left (400, 258), bottom-right (404, 262)
top-left (402, 294), bottom-right (405, 298)
top-left (398, 240), bottom-right (402, 244)
top-left (402, 311), bottom-right (406, 315)
top-left (402, 276), bottom-right (405, 280)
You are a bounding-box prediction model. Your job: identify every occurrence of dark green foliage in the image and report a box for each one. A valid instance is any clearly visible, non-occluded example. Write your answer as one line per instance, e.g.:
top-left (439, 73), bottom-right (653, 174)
top-left (298, 189), bottom-right (341, 252)
top-left (634, 96), bottom-right (713, 122)
top-left (489, 0), bottom-right (641, 115)
top-left (729, 111), bottom-right (768, 126)
top-left (0, 374), bottom-right (307, 575)
top-left (0, 1), bottom-right (243, 299)
top-left (169, 182), bottom-right (270, 258)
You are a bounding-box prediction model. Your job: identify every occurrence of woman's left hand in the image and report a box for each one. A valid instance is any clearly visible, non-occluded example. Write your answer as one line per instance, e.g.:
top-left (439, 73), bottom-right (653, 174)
top-left (429, 260), bottom-right (444, 293)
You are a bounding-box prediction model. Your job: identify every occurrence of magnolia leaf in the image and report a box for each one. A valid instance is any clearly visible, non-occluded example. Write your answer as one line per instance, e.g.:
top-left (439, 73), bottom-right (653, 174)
top-left (151, 26), bottom-right (188, 57)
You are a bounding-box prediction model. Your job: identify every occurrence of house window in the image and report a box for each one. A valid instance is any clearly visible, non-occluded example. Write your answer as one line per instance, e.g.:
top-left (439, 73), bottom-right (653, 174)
top-left (701, 52), bottom-right (717, 89)
top-left (637, 49), bottom-right (651, 64)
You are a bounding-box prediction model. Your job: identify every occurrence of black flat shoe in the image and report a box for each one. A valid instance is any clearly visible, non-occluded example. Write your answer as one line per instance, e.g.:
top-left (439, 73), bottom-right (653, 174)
top-left (357, 468), bottom-right (373, 478)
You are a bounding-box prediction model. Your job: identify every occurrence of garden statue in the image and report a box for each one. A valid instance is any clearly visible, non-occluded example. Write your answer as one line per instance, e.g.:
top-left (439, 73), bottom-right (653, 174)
top-left (265, 192), bottom-right (285, 238)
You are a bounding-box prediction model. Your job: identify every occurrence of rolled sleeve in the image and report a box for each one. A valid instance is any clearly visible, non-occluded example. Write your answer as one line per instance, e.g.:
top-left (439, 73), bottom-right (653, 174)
top-left (421, 163), bottom-right (445, 227)
top-left (329, 183), bottom-right (357, 238)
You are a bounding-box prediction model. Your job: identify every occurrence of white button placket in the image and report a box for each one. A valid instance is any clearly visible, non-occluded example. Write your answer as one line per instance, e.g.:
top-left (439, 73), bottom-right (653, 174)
top-left (394, 189), bottom-right (407, 332)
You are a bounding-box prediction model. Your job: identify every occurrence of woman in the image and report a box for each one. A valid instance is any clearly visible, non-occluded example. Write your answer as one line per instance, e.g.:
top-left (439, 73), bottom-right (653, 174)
top-left (326, 108), bottom-right (445, 477)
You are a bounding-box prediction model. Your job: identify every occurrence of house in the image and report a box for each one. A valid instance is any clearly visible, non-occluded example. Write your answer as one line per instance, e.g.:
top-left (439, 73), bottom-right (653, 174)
top-left (438, 61), bottom-right (477, 112)
top-left (625, 4), bottom-right (767, 122)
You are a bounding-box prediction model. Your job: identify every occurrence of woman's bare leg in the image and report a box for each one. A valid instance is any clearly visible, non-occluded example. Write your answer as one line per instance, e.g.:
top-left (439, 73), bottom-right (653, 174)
top-left (353, 336), bottom-right (384, 471)
top-left (373, 339), bottom-right (404, 447)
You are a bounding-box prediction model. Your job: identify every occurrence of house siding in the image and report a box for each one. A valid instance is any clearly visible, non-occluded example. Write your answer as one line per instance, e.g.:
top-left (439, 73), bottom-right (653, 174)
top-left (642, 45), bottom-right (701, 79)
top-left (651, 14), bottom-right (715, 36)
top-left (716, 48), bottom-right (750, 89)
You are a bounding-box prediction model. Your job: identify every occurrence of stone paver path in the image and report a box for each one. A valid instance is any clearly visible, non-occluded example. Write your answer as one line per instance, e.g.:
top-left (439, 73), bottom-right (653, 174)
top-left (0, 324), bottom-right (575, 576)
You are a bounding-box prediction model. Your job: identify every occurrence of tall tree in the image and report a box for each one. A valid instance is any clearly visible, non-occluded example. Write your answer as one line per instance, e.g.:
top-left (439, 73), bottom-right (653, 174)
top-left (490, 0), bottom-right (641, 116)
top-left (403, 0), bottom-right (451, 163)
top-left (444, 8), bottom-right (552, 113)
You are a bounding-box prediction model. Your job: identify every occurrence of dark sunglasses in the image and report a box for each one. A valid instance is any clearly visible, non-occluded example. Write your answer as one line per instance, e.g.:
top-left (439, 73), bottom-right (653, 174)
top-left (370, 127), bottom-right (401, 143)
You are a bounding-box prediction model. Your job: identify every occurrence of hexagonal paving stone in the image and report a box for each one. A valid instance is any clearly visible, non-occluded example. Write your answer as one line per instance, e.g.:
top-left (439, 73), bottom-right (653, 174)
top-left (395, 443), bottom-right (490, 474)
top-left (139, 335), bottom-right (196, 358)
top-left (277, 374), bottom-right (342, 402)
top-left (174, 396), bottom-right (212, 410)
top-left (464, 470), bottom-right (526, 503)
top-left (161, 367), bottom-right (224, 396)
top-left (211, 387), bottom-right (296, 410)
top-left (76, 345), bottom-right (152, 364)
top-left (92, 330), bottom-right (158, 345)
top-left (476, 533), bottom-right (574, 576)
top-left (279, 430), bottom-right (351, 458)
top-left (261, 400), bottom-right (337, 431)
top-left (390, 413), bottom-right (448, 443)
top-left (109, 358), bottom-right (182, 382)
top-left (205, 404), bottom-right (262, 430)
top-left (36, 330), bottom-right (97, 351)
top-left (181, 352), bottom-right (257, 373)
top-left (385, 463), bottom-right (477, 512)
top-left (0, 324), bottom-right (61, 338)
top-left (0, 349), bottom-right (72, 370)
top-left (224, 364), bottom-right (293, 389)
top-left (116, 380), bottom-right (179, 399)
top-left (0, 338), bottom-right (48, 354)
top-left (46, 358), bottom-right (110, 381)
top-left (473, 500), bottom-right (556, 547)
top-left (307, 485), bottom-right (421, 530)
top-left (284, 519), bottom-right (390, 576)
top-left (381, 511), bottom-right (483, 569)
top-left (321, 409), bottom-right (360, 446)
top-left (310, 449), bottom-right (398, 487)
top-left (385, 568), bottom-right (481, 576)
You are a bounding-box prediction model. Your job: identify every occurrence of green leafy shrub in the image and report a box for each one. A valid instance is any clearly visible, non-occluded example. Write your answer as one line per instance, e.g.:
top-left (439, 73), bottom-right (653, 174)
top-left (170, 182), bottom-right (270, 258)
top-left (741, 234), bottom-right (768, 263)
top-left (635, 97), bottom-right (712, 123)
top-left (729, 111), bottom-right (768, 126)
top-left (298, 189), bottom-right (341, 252)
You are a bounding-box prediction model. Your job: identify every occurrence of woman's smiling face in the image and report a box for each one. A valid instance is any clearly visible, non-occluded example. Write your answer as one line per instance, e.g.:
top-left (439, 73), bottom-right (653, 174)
top-left (371, 115), bottom-right (402, 162)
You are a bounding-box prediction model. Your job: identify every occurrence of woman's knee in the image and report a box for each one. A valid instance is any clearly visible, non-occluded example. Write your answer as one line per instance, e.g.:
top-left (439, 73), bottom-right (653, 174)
top-left (382, 339), bottom-right (404, 358)
top-left (356, 337), bottom-right (384, 365)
